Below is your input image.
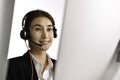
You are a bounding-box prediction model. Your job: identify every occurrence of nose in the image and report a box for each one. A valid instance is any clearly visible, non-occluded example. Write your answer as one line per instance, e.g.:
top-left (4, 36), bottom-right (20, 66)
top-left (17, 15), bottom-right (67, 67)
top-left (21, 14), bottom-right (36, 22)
top-left (41, 29), bottom-right (48, 39)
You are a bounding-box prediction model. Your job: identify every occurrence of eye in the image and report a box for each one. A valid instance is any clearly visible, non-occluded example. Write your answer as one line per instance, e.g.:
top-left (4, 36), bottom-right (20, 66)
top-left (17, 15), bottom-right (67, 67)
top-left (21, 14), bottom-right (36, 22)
top-left (35, 27), bottom-right (41, 31)
top-left (47, 28), bottom-right (53, 32)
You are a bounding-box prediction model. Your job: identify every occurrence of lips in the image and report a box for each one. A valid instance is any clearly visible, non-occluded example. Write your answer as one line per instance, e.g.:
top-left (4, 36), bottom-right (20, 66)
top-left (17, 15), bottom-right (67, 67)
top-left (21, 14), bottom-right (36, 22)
top-left (40, 40), bottom-right (49, 45)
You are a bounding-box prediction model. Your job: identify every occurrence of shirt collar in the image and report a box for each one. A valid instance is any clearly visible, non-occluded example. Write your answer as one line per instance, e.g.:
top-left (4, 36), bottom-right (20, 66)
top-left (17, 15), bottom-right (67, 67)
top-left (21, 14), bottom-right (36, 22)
top-left (30, 53), bottom-right (53, 69)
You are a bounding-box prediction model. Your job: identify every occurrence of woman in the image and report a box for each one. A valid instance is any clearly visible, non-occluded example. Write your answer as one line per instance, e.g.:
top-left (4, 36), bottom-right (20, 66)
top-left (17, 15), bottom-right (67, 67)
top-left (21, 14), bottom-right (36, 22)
top-left (6, 9), bottom-right (57, 80)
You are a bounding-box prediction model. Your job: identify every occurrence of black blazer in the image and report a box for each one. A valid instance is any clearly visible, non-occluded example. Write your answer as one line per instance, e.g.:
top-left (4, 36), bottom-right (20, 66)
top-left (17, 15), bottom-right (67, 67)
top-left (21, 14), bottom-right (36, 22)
top-left (6, 51), bottom-right (56, 80)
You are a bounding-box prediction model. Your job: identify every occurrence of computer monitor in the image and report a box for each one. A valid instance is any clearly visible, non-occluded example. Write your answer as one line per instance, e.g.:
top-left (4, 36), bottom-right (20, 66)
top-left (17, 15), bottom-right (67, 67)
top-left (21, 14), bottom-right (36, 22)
top-left (54, 0), bottom-right (120, 80)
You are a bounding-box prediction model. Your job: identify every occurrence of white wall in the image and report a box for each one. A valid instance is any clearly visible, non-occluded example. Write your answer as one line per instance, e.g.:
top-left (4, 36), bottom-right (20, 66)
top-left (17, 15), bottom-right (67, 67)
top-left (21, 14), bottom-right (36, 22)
top-left (55, 0), bottom-right (120, 80)
top-left (7, 0), bottom-right (66, 59)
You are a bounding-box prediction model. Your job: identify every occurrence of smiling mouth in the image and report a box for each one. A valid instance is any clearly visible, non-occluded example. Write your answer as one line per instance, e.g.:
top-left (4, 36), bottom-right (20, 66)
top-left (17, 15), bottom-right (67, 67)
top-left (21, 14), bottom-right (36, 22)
top-left (40, 41), bottom-right (50, 45)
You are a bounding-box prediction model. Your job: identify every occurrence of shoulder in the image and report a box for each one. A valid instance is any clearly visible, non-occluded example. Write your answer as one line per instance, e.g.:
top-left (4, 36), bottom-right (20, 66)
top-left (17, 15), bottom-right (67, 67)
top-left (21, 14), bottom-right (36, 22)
top-left (6, 53), bottom-right (30, 80)
top-left (6, 56), bottom-right (25, 77)
top-left (51, 59), bottom-right (56, 65)
top-left (8, 56), bottom-right (23, 62)
top-left (8, 56), bottom-right (25, 67)
top-left (8, 51), bottom-right (30, 65)
top-left (51, 59), bottom-right (57, 71)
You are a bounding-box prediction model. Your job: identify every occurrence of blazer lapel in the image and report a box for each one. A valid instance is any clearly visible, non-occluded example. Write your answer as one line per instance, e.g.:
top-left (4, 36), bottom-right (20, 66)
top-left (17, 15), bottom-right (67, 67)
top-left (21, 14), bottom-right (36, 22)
top-left (23, 51), bottom-right (38, 80)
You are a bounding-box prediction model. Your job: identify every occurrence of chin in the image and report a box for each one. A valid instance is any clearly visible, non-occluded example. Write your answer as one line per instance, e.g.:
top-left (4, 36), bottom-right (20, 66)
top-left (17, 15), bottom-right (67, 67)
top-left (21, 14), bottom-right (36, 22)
top-left (40, 44), bottom-right (51, 51)
top-left (41, 47), bottom-right (49, 51)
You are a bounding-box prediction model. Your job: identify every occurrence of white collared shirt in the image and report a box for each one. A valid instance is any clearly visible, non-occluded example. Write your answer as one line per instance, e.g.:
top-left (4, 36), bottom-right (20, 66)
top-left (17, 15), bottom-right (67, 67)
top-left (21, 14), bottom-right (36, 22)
top-left (30, 53), bottom-right (53, 80)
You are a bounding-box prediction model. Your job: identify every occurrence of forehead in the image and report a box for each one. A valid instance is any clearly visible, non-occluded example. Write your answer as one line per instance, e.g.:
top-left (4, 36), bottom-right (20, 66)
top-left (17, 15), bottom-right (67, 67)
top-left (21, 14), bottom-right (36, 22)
top-left (31, 17), bottom-right (52, 25)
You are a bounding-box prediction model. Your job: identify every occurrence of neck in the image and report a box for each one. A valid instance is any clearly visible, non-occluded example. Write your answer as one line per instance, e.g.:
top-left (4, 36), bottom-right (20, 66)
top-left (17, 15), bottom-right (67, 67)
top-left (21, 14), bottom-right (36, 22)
top-left (29, 49), bottom-right (47, 66)
top-left (29, 49), bottom-right (48, 75)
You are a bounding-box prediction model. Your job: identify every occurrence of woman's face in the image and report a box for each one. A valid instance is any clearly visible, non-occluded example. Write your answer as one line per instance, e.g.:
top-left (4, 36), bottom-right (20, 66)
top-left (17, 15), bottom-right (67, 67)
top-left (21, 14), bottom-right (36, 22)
top-left (29, 17), bottom-right (54, 51)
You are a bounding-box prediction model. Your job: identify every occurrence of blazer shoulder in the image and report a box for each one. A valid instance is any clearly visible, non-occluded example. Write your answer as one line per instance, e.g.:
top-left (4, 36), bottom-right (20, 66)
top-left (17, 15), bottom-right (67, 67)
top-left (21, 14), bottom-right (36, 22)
top-left (8, 56), bottom-right (26, 67)
top-left (8, 56), bottom-right (23, 61)
top-left (51, 59), bottom-right (56, 65)
top-left (8, 51), bottom-right (29, 64)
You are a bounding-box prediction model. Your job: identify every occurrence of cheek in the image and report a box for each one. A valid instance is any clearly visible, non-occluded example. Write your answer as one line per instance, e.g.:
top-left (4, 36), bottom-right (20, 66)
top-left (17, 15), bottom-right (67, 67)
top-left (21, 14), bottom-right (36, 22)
top-left (36, 33), bottom-right (42, 39)
top-left (50, 32), bottom-right (54, 39)
top-left (30, 32), bottom-right (42, 40)
top-left (49, 33), bottom-right (54, 41)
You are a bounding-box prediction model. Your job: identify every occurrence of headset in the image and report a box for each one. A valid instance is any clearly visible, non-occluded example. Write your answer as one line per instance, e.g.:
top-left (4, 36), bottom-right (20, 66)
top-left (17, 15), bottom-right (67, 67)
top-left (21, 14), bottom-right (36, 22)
top-left (20, 10), bottom-right (57, 80)
top-left (20, 10), bottom-right (57, 41)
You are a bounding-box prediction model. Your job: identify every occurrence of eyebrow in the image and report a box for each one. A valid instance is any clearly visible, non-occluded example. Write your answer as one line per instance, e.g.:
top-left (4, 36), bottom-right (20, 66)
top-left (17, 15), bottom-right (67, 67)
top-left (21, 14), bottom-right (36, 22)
top-left (34, 24), bottom-right (42, 27)
top-left (34, 24), bottom-right (53, 27)
top-left (47, 25), bottom-right (53, 27)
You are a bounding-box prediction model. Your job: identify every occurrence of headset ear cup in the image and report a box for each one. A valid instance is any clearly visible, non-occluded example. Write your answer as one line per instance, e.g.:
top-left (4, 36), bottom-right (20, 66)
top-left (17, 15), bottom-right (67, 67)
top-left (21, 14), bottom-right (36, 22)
top-left (20, 30), bottom-right (27, 40)
top-left (53, 27), bottom-right (57, 38)
top-left (54, 31), bottom-right (57, 38)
